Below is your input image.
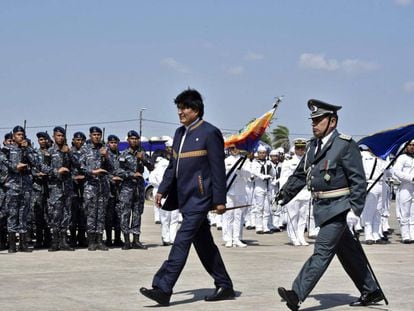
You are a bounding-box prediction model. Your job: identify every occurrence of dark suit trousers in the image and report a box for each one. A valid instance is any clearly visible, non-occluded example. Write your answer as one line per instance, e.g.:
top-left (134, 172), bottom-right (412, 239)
top-left (152, 211), bottom-right (233, 294)
top-left (292, 211), bottom-right (377, 302)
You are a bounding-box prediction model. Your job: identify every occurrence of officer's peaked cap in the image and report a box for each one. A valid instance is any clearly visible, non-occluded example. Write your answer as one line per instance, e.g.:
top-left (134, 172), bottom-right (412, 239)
top-left (294, 138), bottom-right (307, 147)
top-left (308, 99), bottom-right (342, 118)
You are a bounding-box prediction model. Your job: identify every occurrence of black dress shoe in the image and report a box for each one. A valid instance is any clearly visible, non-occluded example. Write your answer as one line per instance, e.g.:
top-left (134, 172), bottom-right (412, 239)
top-left (365, 240), bottom-right (374, 245)
top-left (139, 287), bottom-right (171, 306)
top-left (349, 289), bottom-right (384, 307)
top-left (204, 287), bottom-right (235, 301)
top-left (277, 287), bottom-right (299, 311)
top-left (256, 231), bottom-right (264, 235)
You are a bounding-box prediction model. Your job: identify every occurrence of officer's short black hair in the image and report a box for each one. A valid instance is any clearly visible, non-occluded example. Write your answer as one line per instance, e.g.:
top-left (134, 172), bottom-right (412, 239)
top-left (174, 88), bottom-right (204, 118)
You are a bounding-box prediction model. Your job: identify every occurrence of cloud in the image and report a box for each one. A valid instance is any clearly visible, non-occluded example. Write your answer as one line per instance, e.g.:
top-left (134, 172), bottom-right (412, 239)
top-left (394, 0), bottom-right (412, 6)
top-left (160, 57), bottom-right (189, 73)
top-left (403, 81), bottom-right (414, 93)
top-left (299, 53), bottom-right (339, 71)
top-left (299, 53), bottom-right (378, 74)
top-left (225, 66), bottom-right (244, 75)
top-left (244, 52), bottom-right (264, 61)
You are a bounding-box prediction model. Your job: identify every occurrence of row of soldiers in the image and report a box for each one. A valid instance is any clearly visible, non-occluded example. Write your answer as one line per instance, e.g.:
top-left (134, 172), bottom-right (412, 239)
top-left (216, 138), bottom-right (414, 249)
top-left (0, 125), bottom-right (154, 253)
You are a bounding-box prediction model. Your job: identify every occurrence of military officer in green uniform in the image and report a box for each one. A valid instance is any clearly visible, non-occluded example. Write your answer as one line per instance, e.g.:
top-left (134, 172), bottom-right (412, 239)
top-left (276, 99), bottom-right (385, 310)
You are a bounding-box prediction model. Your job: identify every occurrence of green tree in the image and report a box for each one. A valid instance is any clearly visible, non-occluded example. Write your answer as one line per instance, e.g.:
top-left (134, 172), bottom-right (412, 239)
top-left (271, 125), bottom-right (290, 151)
top-left (260, 132), bottom-right (272, 146)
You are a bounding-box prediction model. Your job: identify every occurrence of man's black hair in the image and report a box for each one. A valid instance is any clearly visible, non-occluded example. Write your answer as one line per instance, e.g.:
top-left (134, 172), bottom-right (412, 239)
top-left (174, 88), bottom-right (204, 118)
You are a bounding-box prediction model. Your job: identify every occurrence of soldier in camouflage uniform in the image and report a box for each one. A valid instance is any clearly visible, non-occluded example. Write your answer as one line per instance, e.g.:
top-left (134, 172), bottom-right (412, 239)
top-left (0, 144), bottom-right (9, 250)
top-left (5, 126), bottom-right (39, 253)
top-left (105, 134), bottom-right (123, 247)
top-left (116, 130), bottom-right (153, 250)
top-left (31, 132), bottom-right (52, 249)
top-left (69, 131), bottom-right (87, 248)
top-left (80, 126), bottom-right (113, 251)
top-left (46, 126), bottom-right (77, 251)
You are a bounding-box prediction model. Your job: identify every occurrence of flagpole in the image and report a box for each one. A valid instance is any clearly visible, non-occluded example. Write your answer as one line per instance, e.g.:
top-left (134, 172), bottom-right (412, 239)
top-left (366, 140), bottom-right (411, 193)
top-left (224, 95), bottom-right (284, 188)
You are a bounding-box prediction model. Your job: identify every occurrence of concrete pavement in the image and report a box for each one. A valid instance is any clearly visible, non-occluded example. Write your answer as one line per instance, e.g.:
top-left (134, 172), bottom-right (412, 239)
top-left (0, 203), bottom-right (412, 311)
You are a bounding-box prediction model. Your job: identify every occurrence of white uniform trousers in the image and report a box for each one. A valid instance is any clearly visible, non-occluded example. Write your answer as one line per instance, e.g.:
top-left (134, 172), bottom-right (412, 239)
top-left (361, 182), bottom-right (383, 241)
top-left (243, 182), bottom-right (255, 228)
top-left (254, 189), bottom-right (271, 232)
top-left (160, 209), bottom-right (180, 244)
top-left (285, 198), bottom-right (308, 245)
top-left (397, 186), bottom-right (414, 241)
top-left (222, 195), bottom-right (245, 243)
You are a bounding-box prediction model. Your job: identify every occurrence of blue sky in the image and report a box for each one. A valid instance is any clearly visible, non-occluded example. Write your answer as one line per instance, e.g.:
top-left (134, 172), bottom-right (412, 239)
top-left (1, 0), bottom-right (413, 145)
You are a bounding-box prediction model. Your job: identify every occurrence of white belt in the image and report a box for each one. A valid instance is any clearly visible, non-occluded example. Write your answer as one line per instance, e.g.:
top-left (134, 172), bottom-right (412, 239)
top-left (312, 187), bottom-right (350, 199)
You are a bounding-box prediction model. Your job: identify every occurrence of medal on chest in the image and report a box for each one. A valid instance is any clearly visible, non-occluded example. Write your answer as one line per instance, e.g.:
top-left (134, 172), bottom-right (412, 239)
top-left (323, 159), bottom-right (331, 182)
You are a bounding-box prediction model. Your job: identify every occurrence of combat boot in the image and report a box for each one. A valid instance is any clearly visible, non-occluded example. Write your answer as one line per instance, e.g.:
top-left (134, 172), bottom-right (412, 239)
top-left (59, 232), bottom-right (75, 251)
top-left (8, 232), bottom-right (17, 253)
top-left (77, 229), bottom-right (88, 248)
top-left (69, 229), bottom-right (77, 248)
top-left (122, 233), bottom-right (131, 250)
top-left (44, 228), bottom-right (52, 249)
top-left (88, 233), bottom-right (97, 251)
top-left (19, 233), bottom-right (33, 252)
top-left (34, 227), bottom-right (44, 249)
top-left (48, 232), bottom-right (59, 252)
top-left (105, 229), bottom-right (113, 247)
top-left (95, 233), bottom-right (109, 251)
top-left (0, 230), bottom-right (7, 250)
top-left (132, 234), bottom-right (147, 250)
top-left (113, 229), bottom-right (124, 247)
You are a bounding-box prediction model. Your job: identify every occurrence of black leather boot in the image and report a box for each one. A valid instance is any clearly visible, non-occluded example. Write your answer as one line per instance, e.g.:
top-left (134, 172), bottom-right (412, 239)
top-left (8, 232), bottom-right (17, 253)
top-left (132, 234), bottom-right (147, 250)
top-left (34, 227), bottom-right (44, 249)
top-left (88, 232), bottom-right (96, 251)
top-left (44, 227), bottom-right (51, 249)
top-left (19, 233), bottom-right (33, 252)
top-left (48, 231), bottom-right (59, 252)
top-left (113, 229), bottom-right (124, 247)
top-left (69, 229), bottom-right (77, 248)
top-left (95, 233), bottom-right (109, 251)
top-left (77, 229), bottom-right (88, 248)
top-left (60, 232), bottom-right (75, 251)
top-left (105, 229), bottom-right (113, 247)
top-left (122, 233), bottom-right (131, 250)
top-left (0, 230), bottom-right (7, 250)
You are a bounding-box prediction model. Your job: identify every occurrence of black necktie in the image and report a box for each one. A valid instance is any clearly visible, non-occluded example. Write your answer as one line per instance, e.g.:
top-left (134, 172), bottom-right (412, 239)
top-left (315, 139), bottom-right (322, 156)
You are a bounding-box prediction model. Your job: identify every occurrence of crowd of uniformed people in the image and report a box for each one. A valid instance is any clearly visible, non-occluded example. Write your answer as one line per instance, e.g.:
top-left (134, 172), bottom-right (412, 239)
top-left (0, 124), bottom-right (413, 254)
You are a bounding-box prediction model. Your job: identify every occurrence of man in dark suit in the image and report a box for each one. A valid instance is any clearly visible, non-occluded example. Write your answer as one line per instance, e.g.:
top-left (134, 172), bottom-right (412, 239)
top-left (140, 89), bottom-right (235, 306)
top-left (276, 99), bottom-right (385, 310)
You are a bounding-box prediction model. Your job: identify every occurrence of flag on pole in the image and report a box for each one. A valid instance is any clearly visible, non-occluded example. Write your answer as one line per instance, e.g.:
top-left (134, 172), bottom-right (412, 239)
top-left (357, 123), bottom-right (414, 160)
top-left (224, 107), bottom-right (276, 152)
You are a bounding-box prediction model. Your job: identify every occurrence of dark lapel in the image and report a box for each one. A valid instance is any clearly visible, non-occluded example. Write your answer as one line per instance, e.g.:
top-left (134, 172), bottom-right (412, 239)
top-left (312, 130), bottom-right (339, 164)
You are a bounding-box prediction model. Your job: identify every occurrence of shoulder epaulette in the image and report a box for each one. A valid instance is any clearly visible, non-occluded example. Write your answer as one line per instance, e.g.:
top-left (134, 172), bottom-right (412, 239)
top-left (339, 133), bottom-right (352, 141)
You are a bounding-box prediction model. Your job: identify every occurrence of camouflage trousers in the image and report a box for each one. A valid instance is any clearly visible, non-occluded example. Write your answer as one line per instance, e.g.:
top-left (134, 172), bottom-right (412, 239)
top-left (106, 195), bottom-right (121, 231)
top-left (47, 190), bottom-right (72, 233)
top-left (116, 183), bottom-right (144, 235)
top-left (31, 189), bottom-right (49, 235)
top-left (6, 188), bottom-right (32, 233)
top-left (84, 183), bottom-right (108, 234)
